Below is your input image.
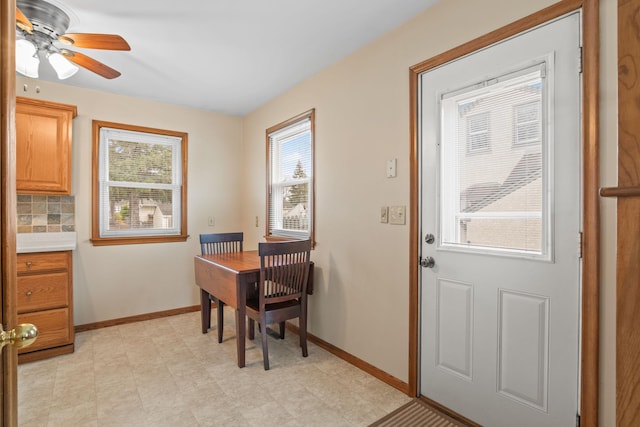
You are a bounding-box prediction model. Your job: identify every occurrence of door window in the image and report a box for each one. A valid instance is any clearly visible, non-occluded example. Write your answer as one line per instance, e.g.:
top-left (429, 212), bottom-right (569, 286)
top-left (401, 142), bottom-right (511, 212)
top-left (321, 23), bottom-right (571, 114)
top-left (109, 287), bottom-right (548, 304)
top-left (439, 63), bottom-right (548, 258)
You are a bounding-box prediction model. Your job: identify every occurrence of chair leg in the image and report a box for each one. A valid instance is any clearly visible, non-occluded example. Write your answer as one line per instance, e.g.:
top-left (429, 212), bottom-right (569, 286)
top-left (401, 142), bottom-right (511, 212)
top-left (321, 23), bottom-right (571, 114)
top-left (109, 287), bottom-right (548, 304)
top-left (248, 318), bottom-right (255, 340)
top-left (215, 298), bottom-right (224, 343)
top-left (300, 305), bottom-right (308, 358)
top-left (200, 289), bottom-right (211, 334)
top-left (260, 320), bottom-right (270, 370)
top-left (279, 321), bottom-right (285, 339)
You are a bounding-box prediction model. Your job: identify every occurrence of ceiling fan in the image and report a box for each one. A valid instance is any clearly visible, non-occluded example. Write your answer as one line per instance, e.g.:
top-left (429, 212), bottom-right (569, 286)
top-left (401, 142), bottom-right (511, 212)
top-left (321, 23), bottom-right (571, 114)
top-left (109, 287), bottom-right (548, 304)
top-left (15, 0), bottom-right (130, 80)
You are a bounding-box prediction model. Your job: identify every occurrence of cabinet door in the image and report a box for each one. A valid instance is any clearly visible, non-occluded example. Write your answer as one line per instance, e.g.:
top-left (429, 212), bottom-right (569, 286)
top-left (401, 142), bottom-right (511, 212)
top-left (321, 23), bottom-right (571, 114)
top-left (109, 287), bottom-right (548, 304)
top-left (16, 98), bottom-right (76, 195)
top-left (17, 308), bottom-right (71, 353)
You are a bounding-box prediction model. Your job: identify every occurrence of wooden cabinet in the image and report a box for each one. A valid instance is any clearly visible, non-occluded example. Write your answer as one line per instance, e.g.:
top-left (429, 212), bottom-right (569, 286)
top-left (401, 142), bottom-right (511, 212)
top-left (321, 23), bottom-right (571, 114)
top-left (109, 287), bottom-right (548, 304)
top-left (17, 251), bottom-right (74, 363)
top-left (16, 97), bottom-right (77, 195)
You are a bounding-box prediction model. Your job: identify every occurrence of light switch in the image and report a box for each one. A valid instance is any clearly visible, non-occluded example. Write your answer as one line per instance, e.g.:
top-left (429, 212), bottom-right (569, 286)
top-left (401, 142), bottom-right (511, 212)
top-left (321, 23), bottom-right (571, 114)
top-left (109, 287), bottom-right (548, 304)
top-left (380, 206), bottom-right (388, 223)
top-left (386, 159), bottom-right (397, 178)
top-left (389, 206), bottom-right (406, 225)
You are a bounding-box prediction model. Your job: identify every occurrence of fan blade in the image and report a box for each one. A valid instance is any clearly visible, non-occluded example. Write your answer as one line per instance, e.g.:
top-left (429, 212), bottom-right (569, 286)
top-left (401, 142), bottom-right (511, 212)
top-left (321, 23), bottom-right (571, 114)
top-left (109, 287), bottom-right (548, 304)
top-left (58, 33), bottom-right (130, 51)
top-left (16, 7), bottom-right (33, 33)
top-left (61, 50), bottom-right (121, 79)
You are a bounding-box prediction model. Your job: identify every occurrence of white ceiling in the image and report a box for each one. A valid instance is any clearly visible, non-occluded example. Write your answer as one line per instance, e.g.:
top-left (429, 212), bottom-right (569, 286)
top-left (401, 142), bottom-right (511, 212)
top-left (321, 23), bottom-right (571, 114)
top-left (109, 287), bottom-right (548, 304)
top-left (22, 0), bottom-right (439, 116)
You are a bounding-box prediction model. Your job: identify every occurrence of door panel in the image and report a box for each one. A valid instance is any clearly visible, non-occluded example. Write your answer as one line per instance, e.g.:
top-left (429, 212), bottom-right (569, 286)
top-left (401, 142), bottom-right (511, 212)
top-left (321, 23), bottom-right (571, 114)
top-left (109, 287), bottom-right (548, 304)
top-left (419, 13), bottom-right (581, 427)
top-left (436, 278), bottom-right (472, 380)
top-left (497, 289), bottom-right (549, 410)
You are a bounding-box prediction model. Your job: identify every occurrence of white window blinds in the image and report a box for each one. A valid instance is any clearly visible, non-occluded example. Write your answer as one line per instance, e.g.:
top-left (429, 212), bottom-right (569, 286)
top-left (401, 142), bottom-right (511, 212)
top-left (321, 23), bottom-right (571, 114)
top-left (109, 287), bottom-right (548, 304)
top-left (98, 127), bottom-right (183, 237)
top-left (268, 117), bottom-right (312, 239)
top-left (439, 63), bottom-right (547, 256)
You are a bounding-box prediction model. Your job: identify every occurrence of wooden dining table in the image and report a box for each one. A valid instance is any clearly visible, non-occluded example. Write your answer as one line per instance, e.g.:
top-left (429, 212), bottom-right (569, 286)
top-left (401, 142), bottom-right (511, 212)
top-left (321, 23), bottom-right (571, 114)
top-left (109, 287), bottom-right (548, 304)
top-left (194, 250), bottom-right (313, 368)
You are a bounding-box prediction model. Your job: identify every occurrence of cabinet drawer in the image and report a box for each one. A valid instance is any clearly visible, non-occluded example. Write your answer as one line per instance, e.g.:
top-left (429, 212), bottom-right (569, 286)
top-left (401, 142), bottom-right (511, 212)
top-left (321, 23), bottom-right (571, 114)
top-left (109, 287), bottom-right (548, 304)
top-left (17, 272), bottom-right (68, 313)
top-left (17, 251), bottom-right (69, 274)
top-left (18, 308), bottom-right (72, 354)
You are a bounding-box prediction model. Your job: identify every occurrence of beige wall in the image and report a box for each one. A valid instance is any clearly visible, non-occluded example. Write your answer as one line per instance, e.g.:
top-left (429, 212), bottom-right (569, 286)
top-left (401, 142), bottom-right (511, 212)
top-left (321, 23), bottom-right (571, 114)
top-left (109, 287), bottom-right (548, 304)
top-left (15, 0), bottom-right (618, 424)
top-left (15, 76), bottom-right (244, 325)
top-left (242, 0), bottom-right (617, 425)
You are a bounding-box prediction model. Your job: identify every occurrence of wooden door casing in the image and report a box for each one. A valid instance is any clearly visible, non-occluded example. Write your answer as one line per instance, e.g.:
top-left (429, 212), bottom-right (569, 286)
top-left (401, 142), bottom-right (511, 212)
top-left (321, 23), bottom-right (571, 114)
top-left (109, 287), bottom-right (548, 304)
top-left (1, 1), bottom-right (19, 425)
top-left (600, 0), bottom-right (640, 424)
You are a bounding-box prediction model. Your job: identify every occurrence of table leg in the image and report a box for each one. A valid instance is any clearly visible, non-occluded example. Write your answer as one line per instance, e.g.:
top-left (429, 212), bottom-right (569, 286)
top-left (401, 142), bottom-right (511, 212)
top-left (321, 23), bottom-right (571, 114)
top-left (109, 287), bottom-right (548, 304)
top-left (236, 307), bottom-right (246, 367)
top-left (216, 300), bottom-right (224, 343)
top-left (200, 288), bottom-right (211, 334)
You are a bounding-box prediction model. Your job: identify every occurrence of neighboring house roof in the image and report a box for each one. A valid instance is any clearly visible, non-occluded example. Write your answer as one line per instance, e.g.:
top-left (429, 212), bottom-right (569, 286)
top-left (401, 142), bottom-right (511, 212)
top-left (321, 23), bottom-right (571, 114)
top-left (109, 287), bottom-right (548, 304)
top-left (285, 203), bottom-right (307, 217)
top-left (139, 199), bottom-right (172, 216)
top-left (462, 151), bottom-right (542, 213)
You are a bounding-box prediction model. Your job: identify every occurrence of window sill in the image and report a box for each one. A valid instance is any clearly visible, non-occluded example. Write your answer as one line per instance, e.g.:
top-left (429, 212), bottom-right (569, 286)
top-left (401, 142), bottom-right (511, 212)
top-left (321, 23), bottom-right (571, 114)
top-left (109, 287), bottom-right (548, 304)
top-left (90, 234), bottom-right (188, 246)
top-left (266, 234), bottom-right (315, 249)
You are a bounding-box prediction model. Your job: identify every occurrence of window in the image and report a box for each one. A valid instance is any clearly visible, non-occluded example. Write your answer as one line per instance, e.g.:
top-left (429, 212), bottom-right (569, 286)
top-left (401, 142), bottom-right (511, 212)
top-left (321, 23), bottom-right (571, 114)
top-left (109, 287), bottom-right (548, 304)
top-left (266, 109), bottom-right (314, 245)
top-left (466, 112), bottom-right (490, 153)
top-left (440, 64), bottom-right (547, 257)
top-left (513, 101), bottom-right (541, 146)
top-left (92, 121), bottom-right (188, 246)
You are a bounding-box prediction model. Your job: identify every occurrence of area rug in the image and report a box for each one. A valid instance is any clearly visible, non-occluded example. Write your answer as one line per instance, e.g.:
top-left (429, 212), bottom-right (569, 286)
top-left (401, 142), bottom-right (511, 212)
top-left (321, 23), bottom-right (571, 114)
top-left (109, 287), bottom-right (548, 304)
top-left (369, 398), bottom-right (464, 427)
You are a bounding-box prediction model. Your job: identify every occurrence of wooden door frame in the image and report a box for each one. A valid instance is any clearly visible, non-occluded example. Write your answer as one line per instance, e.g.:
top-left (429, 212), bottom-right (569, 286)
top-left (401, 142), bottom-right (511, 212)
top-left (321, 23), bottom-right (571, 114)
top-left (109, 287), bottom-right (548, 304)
top-left (1, 0), bottom-right (19, 425)
top-left (599, 0), bottom-right (640, 424)
top-left (408, 1), bottom-right (600, 425)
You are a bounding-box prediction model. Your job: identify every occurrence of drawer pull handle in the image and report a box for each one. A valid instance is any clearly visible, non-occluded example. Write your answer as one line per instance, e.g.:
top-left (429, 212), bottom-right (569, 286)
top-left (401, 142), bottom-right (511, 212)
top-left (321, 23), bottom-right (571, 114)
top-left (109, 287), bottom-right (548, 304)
top-left (25, 261), bottom-right (32, 269)
top-left (25, 290), bottom-right (32, 297)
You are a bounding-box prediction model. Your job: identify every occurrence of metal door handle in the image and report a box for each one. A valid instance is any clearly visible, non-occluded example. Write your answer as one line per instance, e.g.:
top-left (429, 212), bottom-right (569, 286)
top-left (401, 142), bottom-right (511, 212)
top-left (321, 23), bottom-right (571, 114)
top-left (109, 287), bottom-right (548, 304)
top-left (420, 256), bottom-right (435, 268)
top-left (0, 324), bottom-right (38, 350)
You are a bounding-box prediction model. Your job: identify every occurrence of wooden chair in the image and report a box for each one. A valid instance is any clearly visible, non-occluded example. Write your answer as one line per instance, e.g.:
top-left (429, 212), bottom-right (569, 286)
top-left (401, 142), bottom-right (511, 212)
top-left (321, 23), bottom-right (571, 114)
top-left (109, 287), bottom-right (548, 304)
top-left (246, 239), bottom-right (312, 370)
top-left (199, 232), bottom-right (243, 342)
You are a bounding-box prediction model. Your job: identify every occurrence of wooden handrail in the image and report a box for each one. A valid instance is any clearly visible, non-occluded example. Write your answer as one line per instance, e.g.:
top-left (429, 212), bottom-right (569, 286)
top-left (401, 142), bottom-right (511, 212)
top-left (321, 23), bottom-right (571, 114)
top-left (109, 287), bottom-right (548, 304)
top-left (599, 186), bottom-right (640, 198)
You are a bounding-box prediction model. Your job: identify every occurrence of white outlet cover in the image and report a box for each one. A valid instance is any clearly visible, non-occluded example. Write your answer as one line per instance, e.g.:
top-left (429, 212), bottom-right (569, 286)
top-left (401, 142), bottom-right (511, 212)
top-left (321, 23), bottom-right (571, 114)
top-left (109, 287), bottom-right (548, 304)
top-left (389, 205), bottom-right (406, 225)
top-left (386, 158), bottom-right (397, 178)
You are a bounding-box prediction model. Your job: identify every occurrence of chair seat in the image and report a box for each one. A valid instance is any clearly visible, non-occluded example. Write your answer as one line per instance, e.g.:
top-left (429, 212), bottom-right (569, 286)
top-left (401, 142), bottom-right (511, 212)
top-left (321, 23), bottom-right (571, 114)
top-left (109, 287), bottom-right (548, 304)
top-left (246, 297), bottom-right (300, 312)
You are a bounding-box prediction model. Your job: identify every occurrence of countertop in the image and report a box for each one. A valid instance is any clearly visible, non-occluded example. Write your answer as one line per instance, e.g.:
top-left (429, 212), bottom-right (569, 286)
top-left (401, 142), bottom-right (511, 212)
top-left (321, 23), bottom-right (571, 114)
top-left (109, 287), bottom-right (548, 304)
top-left (17, 232), bottom-right (77, 253)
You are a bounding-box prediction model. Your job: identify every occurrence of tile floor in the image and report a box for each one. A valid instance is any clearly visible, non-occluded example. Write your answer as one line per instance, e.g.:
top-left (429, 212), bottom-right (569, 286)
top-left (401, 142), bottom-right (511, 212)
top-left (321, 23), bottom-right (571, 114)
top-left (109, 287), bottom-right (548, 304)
top-left (18, 310), bottom-right (411, 426)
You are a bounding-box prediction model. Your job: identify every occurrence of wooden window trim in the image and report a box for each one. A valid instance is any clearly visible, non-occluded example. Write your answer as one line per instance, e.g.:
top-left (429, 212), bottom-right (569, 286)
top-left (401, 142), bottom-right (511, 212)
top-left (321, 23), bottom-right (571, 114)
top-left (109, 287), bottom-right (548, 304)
top-left (91, 120), bottom-right (188, 246)
top-left (265, 109), bottom-right (315, 248)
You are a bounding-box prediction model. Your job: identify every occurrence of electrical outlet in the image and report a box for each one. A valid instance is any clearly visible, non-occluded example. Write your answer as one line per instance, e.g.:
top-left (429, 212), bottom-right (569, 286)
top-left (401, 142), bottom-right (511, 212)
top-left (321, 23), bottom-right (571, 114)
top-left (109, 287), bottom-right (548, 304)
top-left (208, 216), bottom-right (215, 226)
top-left (389, 206), bottom-right (406, 225)
top-left (386, 158), bottom-right (397, 178)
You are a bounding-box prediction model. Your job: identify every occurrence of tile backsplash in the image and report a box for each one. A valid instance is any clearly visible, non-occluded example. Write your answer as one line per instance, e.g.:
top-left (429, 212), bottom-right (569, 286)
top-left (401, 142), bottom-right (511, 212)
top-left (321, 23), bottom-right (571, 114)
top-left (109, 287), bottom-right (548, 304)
top-left (17, 195), bottom-right (75, 233)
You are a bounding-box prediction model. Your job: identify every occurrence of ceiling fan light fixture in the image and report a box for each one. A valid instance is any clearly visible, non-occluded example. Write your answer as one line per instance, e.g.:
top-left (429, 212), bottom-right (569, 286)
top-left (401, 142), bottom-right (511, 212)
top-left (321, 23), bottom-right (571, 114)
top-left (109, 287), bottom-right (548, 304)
top-left (48, 52), bottom-right (79, 80)
top-left (15, 0), bottom-right (128, 80)
top-left (15, 38), bottom-right (39, 78)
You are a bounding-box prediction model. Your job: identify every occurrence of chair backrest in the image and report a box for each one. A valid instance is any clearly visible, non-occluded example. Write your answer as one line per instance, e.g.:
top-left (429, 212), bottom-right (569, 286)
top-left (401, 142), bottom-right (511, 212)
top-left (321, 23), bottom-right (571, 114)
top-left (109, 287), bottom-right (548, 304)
top-left (199, 232), bottom-right (243, 255)
top-left (258, 240), bottom-right (311, 306)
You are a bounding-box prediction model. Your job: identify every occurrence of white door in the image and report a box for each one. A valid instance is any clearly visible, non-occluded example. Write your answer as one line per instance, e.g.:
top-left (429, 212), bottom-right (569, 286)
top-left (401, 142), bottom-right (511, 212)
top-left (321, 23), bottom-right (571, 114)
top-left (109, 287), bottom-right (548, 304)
top-left (419, 13), bottom-right (581, 427)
